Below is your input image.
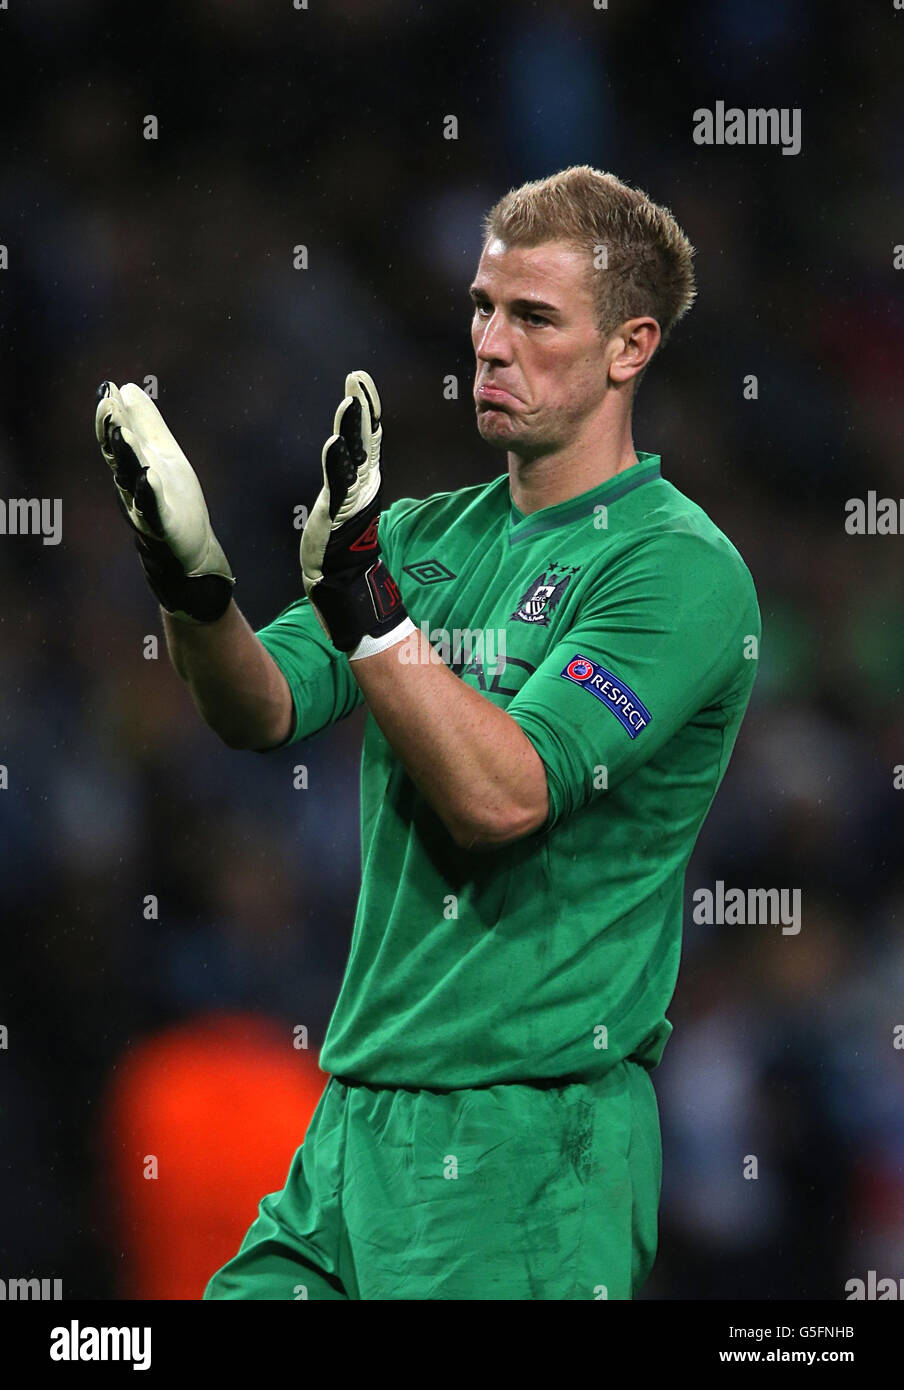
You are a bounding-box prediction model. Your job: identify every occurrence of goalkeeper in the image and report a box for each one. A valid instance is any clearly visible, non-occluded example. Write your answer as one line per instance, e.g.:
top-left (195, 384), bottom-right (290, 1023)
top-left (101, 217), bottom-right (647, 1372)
top-left (96, 166), bottom-right (760, 1300)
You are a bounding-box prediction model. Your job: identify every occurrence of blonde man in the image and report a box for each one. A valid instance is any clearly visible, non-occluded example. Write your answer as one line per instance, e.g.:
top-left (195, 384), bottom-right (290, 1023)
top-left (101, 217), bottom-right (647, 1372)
top-left (97, 165), bottom-right (759, 1300)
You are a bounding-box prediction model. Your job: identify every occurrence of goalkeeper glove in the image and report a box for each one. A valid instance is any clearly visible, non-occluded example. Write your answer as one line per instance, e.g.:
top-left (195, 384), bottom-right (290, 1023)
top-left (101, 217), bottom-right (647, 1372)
top-left (301, 370), bottom-right (412, 658)
top-left (95, 381), bottom-right (235, 623)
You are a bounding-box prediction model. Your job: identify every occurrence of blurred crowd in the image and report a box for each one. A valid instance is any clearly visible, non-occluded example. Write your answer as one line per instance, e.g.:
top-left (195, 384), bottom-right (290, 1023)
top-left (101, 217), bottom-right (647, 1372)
top-left (1, 0), bottom-right (902, 1298)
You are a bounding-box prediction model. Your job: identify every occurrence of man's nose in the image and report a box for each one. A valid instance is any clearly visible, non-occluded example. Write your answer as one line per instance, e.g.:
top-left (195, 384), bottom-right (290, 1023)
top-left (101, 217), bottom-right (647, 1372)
top-left (475, 312), bottom-right (513, 363)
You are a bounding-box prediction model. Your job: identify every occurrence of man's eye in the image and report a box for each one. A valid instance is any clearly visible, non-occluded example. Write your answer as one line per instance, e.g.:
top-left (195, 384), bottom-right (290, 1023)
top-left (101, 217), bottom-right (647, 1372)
top-left (473, 301), bottom-right (491, 316)
top-left (526, 313), bottom-right (548, 326)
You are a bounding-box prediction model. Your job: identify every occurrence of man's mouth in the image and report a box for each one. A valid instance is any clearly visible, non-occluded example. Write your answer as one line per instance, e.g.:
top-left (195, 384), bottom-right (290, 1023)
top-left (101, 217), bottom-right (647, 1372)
top-left (476, 384), bottom-right (519, 408)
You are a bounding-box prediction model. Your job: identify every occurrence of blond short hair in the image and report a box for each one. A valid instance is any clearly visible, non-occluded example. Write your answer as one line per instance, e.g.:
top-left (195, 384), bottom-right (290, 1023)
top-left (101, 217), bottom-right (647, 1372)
top-left (482, 165), bottom-right (697, 354)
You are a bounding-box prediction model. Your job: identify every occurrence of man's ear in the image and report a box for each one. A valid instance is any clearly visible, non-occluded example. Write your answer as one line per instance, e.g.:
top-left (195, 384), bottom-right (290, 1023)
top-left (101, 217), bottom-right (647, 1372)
top-left (607, 317), bottom-right (661, 386)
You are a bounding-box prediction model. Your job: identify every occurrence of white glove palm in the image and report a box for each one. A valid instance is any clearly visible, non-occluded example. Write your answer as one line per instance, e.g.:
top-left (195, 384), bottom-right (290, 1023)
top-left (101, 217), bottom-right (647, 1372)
top-left (95, 381), bottom-right (234, 623)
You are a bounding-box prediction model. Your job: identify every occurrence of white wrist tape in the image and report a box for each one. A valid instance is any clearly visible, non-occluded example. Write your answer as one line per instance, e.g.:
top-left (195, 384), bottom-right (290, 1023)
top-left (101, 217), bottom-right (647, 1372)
top-left (347, 615), bottom-right (417, 662)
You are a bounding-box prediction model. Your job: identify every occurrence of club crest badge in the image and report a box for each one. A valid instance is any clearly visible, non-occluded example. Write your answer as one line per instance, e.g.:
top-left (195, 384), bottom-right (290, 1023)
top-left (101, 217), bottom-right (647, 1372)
top-left (510, 562), bottom-right (580, 625)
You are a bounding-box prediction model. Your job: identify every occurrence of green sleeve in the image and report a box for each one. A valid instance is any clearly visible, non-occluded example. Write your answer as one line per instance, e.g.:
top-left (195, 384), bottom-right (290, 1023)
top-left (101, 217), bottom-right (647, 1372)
top-left (505, 531), bottom-right (760, 827)
top-left (254, 594), bottom-right (365, 747)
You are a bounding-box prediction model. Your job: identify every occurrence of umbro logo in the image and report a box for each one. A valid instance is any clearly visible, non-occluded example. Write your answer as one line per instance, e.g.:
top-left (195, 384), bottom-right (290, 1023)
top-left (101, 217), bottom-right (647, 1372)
top-left (402, 559), bottom-right (457, 585)
top-left (349, 518), bottom-right (380, 552)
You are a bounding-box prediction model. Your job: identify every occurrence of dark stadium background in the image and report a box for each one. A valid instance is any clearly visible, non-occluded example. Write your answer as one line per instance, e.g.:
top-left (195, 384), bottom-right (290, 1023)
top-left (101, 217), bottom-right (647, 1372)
top-left (1, 0), bottom-right (902, 1299)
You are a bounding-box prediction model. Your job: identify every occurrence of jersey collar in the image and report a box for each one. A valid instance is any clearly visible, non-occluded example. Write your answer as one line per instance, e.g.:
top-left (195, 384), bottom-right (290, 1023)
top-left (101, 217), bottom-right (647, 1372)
top-left (508, 452), bottom-right (662, 543)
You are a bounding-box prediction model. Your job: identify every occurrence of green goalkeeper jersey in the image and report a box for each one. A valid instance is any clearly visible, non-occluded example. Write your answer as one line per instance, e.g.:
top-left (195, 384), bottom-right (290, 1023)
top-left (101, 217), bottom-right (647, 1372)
top-left (255, 453), bottom-right (760, 1088)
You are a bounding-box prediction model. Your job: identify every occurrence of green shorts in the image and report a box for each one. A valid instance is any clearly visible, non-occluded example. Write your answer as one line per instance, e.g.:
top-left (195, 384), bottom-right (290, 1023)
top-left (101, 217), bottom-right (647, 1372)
top-left (203, 1059), bottom-right (661, 1300)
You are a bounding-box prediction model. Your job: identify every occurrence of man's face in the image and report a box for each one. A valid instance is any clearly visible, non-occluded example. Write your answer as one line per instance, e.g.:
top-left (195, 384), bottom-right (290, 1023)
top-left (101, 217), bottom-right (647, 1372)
top-left (470, 237), bottom-right (610, 457)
